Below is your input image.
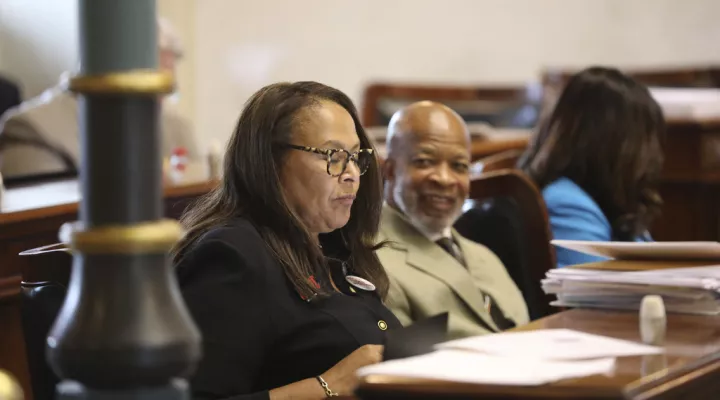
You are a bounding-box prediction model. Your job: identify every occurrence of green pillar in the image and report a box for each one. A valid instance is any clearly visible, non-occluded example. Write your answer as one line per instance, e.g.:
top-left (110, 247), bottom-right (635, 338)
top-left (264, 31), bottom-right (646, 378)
top-left (46, 0), bottom-right (200, 398)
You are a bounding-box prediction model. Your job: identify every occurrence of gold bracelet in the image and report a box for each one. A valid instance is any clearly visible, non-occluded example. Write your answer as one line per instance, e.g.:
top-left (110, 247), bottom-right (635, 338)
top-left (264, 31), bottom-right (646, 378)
top-left (315, 375), bottom-right (339, 397)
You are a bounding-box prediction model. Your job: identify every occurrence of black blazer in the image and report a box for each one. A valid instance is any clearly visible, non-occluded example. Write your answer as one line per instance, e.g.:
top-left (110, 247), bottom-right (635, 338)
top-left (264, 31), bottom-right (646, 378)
top-left (176, 218), bottom-right (401, 400)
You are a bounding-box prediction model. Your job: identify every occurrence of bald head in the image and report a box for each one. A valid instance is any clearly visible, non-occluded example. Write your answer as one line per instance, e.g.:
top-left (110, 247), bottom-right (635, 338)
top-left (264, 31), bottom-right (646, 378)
top-left (383, 101), bottom-right (472, 235)
top-left (386, 101), bottom-right (470, 158)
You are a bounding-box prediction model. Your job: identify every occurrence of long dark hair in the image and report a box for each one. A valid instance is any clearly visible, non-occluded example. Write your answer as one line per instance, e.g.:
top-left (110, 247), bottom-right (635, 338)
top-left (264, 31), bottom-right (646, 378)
top-left (518, 67), bottom-right (666, 240)
top-left (172, 81), bottom-right (389, 299)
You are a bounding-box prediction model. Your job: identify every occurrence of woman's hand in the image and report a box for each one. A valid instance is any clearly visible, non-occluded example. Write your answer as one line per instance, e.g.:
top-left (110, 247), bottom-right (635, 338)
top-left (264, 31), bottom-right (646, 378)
top-left (321, 344), bottom-right (383, 395)
top-left (269, 344), bottom-right (383, 400)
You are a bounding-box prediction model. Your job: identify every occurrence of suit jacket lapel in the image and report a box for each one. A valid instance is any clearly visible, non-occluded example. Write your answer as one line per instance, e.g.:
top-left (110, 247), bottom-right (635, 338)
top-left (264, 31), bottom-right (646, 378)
top-left (381, 205), bottom-right (499, 332)
top-left (455, 233), bottom-right (519, 330)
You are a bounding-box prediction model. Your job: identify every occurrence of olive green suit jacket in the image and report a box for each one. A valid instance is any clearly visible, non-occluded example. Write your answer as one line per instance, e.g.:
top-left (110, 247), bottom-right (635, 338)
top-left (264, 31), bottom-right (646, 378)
top-left (377, 204), bottom-right (529, 339)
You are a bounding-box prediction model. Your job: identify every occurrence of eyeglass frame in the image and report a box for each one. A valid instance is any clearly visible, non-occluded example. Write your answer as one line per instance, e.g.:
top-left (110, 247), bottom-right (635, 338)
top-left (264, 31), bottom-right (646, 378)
top-left (281, 144), bottom-right (374, 177)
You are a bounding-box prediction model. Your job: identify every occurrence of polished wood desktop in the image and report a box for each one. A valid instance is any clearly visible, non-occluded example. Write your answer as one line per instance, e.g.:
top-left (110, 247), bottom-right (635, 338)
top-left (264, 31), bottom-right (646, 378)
top-left (0, 174), bottom-right (217, 400)
top-left (470, 135), bottom-right (528, 160)
top-left (0, 175), bottom-right (217, 298)
top-left (357, 308), bottom-right (720, 400)
top-left (372, 130), bottom-right (531, 162)
top-left (0, 178), bottom-right (215, 224)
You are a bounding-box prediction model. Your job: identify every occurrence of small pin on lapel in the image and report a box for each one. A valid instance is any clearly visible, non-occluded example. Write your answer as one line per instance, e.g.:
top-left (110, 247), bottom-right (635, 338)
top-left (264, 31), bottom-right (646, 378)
top-left (345, 275), bottom-right (376, 291)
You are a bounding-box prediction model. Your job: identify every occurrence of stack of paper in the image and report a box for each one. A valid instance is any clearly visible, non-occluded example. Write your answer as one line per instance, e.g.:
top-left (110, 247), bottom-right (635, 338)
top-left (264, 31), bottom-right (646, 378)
top-left (358, 329), bottom-right (661, 386)
top-left (543, 266), bottom-right (720, 315)
top-left (545, 241), bottom-right (720, 315)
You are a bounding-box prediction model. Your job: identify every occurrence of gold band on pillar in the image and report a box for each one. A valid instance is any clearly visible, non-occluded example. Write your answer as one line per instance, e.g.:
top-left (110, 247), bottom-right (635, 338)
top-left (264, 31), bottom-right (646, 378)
top-left (66, 219), bottom-right (184, 254)
top-left (68, 69), bottom-right (175, 95)
top-left (0, 370), bottom-right (23, 400)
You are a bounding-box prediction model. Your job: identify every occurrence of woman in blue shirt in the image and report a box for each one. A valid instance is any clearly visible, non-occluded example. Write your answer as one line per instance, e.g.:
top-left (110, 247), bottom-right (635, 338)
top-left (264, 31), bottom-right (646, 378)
top-left (518, 67), bottom-right (666, 268)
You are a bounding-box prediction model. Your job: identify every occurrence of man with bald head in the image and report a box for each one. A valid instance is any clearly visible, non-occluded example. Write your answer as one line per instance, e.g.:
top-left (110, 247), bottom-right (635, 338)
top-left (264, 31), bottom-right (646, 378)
top-left (377, 101), bottom-right (528, 339)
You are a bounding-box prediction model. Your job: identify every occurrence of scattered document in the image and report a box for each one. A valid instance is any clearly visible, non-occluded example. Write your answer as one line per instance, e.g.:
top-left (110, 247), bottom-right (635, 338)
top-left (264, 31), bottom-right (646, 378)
top-left (358, 329), bottom-right (654, 386)
top-left (437, 329), bottom-right (662, 361)
top-left (551, 240), bottom-right (720, 261)
top-left (357, 349), bottom-right (616, 386)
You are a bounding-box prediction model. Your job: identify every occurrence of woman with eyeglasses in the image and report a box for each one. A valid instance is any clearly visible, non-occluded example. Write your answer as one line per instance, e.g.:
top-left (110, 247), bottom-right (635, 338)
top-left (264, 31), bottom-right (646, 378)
top-left (173, 81), bottom-right (401, 400)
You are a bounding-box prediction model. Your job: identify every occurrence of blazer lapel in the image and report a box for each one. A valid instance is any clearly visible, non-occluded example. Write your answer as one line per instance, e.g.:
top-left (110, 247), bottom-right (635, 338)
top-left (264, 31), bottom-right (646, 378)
top-left (455, 231), bottom-right (516, 329)
top-left (381, 205), bottom-right (499, 332)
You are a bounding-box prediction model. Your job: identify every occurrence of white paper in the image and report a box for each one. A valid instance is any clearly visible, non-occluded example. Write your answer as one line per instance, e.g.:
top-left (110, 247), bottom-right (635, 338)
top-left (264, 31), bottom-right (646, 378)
top-left (546, 266), bottom-right (720, 291)
top-left (437, 329), bottom-right (662, 360)
top-left (357, 349), bottom-right (615, 386)
top-left (551, 240), bottom-right (720, 261)
top-left (627, 265), bottom-right (720, 279)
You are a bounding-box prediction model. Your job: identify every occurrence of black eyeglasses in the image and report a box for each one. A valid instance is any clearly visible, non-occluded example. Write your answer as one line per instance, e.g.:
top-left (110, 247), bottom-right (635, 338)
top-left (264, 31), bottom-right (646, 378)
top-left (283, 144), bottom-right (374, 177)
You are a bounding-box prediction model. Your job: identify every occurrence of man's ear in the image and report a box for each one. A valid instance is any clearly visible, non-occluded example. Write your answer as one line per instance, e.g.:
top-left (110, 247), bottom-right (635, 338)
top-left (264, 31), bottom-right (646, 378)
top-left (382, 158), bottom-right (395, 183)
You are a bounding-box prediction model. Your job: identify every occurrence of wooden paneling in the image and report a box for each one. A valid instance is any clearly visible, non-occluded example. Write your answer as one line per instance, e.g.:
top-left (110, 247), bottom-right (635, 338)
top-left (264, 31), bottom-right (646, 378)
top-left (543, 66), bottom-right (720, 90)
top-left (653, 183), bottom-right (720, 241)
top-left (651, 119), bottom-right (720, 241)
top-left (361, 83), bottom-right (540, 127)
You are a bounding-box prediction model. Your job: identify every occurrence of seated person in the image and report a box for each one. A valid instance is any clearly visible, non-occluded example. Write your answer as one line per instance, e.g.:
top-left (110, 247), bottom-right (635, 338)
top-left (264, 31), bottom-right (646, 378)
top-left (0, 17), bottom-right (198, 181)
top-left (174, 81), bottom-right (401, 399)
top-left (0, 74), bottom-right (20, 118)
top-left (518, 66), bottom-right (665, 268)
top-left (376, 100), bottom-right (529, 339)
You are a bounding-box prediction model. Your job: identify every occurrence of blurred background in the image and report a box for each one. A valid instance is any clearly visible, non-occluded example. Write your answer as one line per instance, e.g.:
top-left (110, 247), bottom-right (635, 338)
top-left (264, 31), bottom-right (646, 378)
top-left (1, 3), bottom-right (720, 398)
top-left (1, 0), bottom-right (718, 152)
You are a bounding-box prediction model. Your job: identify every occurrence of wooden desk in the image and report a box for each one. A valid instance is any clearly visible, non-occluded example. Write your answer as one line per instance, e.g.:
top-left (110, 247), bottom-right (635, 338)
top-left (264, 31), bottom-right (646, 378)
top-left (0, 175), bottom-right (217, 400)
top-left (356, 309), bottom-right (720, 399)
top-left (373, 131), bottom-right (531, 162)
top-left (542, 66), bottom-right (720, 92)
top-left (360, 83), bottom-right (540, 128)
top-left (470, 136), bottom-right (528, 160)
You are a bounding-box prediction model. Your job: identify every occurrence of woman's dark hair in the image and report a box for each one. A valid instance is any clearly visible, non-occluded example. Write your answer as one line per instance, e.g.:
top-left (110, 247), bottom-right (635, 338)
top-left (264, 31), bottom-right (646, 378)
top-left (172, 81), bottom-right (389, 299)
top-left (518, 66), bottom-right (666, 240)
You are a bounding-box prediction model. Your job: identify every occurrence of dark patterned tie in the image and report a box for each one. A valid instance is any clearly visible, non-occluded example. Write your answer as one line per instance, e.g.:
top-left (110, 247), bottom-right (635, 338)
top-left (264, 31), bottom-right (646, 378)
top-left (436, 237), bottom-right (516, 331)
top-left (436, 237), bottom-right (466, 267)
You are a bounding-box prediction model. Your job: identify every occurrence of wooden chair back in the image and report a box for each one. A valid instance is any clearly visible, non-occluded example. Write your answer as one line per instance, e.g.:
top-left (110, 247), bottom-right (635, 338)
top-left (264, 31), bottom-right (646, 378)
top-left (454, 169), bottom-right (556, 319)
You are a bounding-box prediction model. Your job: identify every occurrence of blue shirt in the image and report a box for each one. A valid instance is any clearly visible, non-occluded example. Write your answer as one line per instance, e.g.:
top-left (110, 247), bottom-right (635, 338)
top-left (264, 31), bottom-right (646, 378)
top-left (543, 177), bottom-right (650, 268)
